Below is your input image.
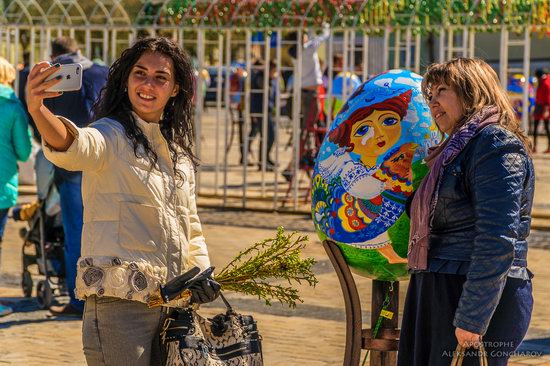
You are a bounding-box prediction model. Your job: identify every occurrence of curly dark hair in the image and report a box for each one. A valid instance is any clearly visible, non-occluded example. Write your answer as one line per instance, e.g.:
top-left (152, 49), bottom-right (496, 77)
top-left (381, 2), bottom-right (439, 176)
top-left (92, 37), bottom-right (198, 182)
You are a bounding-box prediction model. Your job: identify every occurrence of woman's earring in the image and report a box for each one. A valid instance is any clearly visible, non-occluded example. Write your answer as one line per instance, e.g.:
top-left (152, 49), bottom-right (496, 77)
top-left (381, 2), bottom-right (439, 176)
top-left (124, 86), bottom-right (127, 92)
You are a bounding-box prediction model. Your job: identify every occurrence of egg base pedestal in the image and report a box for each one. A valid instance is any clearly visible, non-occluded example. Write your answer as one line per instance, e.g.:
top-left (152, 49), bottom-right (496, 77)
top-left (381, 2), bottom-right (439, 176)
top-left (323, 240), bottom-right (400, 366)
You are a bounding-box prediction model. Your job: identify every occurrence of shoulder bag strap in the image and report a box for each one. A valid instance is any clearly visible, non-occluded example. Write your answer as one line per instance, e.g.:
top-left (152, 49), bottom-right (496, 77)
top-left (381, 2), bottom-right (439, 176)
top-left (218, 292), bottom-right (233, 312)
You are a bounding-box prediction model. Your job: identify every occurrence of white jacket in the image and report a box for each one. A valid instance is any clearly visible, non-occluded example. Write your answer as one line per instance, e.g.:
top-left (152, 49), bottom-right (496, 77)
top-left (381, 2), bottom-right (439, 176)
top-left (43, 114), bottom-right (210, 304)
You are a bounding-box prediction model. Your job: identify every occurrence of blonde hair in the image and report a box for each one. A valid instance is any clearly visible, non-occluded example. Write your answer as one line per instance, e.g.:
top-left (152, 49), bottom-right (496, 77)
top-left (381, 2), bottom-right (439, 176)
top-left (421, 57), bottom-right (531, 151)
top-left (0, 57), bottom-right (16, 86)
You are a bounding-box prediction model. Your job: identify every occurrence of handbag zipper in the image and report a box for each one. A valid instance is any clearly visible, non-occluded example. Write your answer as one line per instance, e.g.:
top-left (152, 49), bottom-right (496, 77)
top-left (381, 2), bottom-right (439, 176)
top-left (170, 325), bottom-right (190, 331)
top-left (216, 344), bottom-right (249, 358)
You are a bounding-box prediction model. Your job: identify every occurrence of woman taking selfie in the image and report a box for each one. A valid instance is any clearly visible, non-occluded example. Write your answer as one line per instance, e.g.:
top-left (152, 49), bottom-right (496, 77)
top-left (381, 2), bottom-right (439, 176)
top-left (26, 37), bottom-right (219, 365)
top-left (399, 58), bottom-right (534, 365)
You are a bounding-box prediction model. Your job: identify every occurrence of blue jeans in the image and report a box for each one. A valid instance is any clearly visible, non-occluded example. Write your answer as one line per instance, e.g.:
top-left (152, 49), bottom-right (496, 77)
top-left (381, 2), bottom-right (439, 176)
top-left (0, 207), bottom-right (8, 242)
top-left (0, 207), bottom-right (9, 272)
top-left (58, 181), bottom-right (84, 311)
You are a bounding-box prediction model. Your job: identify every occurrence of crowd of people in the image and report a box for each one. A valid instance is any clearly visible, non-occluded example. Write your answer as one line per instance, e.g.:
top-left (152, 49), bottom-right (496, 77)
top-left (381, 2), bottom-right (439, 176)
top-left (0, 31), bottom-right (548, 365)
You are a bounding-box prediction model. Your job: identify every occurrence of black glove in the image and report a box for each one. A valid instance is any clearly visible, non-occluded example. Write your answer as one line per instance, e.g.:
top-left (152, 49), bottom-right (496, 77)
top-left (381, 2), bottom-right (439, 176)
top-left (160, 266), bottom-right (220, 305)
top-left (160, 267), bottom-right (201, 303)
top-left (188, 276), bottom-right (221, 305)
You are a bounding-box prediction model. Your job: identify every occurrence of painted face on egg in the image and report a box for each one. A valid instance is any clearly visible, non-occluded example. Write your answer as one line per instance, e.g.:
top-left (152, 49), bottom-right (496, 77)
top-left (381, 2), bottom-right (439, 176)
top-left (348, 109), bottom-right (402, 165)
top-left (328, 89), bottom-right (412, 169)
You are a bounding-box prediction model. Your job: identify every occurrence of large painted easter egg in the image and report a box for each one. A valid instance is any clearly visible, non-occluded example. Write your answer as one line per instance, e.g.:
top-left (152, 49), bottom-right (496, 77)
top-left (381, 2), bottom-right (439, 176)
top-left (311, 70), bottom-right (441, 281)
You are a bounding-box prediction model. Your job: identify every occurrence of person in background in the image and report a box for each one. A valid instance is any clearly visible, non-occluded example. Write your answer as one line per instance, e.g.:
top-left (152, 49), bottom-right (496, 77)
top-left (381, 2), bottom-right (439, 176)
top-left (321, 53), bottom-right (344, 93)
top-left (533, 68), bottom-right (550, 153)
top-left (0, 56), bottom-right (33, 317)
top-left (228, 65), bottom-right (248, 165)
top-left (287, 24), bottom-right (330, 130)
top-left (18, 52), bottom-right (40, 141)
top-left (399, 58), bottom-right (534, 365)
top-left (284, 25), bottom-right (330, 181)
top-left (249, 59), bottom-right (277, 171)
top-left (43, 37), bottom-right (109, 317)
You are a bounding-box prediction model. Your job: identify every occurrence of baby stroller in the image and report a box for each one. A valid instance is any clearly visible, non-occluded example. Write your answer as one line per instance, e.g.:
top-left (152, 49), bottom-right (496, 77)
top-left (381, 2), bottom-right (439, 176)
top-left (12, 162), bottom-right (66, 309)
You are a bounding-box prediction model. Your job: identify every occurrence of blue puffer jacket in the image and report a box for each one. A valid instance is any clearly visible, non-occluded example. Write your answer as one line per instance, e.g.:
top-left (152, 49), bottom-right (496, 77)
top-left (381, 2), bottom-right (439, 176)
top-left (428, 124), bottom-right (534, 335)
top-left (0, 84), bottom-right (32, 209)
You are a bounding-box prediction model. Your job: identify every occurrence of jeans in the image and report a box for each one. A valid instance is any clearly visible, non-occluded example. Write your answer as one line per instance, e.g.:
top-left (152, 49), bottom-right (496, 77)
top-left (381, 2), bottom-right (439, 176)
top-left (0, 207), bottom-right (9, 270)
top-left (58, 181), bottom-right (84, 311)
top-left (533, 118), bottom-right (550, 151)
top-left (83, 295), bottom-right (163, 366)
top-left (0, 207), bottom-right (8, 242)
top-left (249, 116), bottom-right (275, 162)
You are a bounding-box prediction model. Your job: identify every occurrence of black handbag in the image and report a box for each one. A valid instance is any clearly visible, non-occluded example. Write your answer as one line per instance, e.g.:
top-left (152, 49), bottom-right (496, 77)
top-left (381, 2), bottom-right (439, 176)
top-left (160, 293), bottom-right (263, 366)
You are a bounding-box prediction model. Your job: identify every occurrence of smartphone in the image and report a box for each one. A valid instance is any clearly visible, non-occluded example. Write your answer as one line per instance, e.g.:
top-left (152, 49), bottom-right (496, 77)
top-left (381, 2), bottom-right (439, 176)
top-left (184, 267), bottom-right (215, 289)
top-left (45, 63), bottom-right (83, 92)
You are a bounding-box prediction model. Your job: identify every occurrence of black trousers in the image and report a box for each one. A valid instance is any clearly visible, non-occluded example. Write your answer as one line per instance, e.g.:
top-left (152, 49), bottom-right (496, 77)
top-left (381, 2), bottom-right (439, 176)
top-left (533, 118), bottom-right (550, 151)
top-left (397, 272), bottom-right (533, 366)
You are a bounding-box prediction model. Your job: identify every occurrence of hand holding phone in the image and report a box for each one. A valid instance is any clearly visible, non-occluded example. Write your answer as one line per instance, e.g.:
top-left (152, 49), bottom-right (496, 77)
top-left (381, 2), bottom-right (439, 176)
top-left (44, 63), bottom-right (83, 92)
top-left (24, 61), bottom-right (79, 152)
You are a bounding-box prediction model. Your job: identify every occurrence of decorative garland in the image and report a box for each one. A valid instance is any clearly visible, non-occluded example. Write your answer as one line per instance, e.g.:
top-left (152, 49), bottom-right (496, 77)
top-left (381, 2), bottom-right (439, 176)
top-left (2, 0), bottom-right (546, 32)
top-left (143, 0), bottom-right (550, 32)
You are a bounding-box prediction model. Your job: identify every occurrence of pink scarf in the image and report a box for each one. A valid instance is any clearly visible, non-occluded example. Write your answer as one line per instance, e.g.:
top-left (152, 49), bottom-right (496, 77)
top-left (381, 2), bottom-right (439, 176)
top-left (407, 106), bottom-right (500, 270)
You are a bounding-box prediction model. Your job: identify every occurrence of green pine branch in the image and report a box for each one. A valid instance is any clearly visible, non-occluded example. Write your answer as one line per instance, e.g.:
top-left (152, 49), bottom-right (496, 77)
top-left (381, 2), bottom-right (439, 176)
top-left (214, 227), bottom-right (318, 308)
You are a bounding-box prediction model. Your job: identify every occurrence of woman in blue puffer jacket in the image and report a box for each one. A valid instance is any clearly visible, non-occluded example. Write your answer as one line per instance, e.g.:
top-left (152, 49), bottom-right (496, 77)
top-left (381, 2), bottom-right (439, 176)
top-left (399, 58), bottom-right (534, 365)
top-left (0, 56), bottom-right (32, 316)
